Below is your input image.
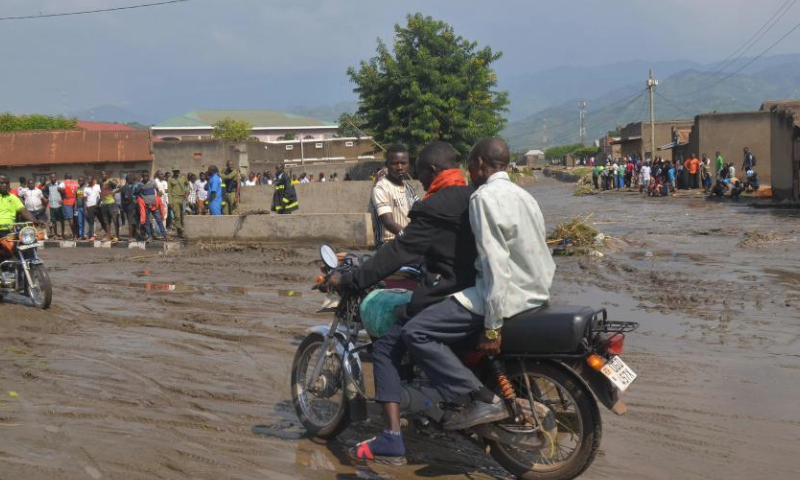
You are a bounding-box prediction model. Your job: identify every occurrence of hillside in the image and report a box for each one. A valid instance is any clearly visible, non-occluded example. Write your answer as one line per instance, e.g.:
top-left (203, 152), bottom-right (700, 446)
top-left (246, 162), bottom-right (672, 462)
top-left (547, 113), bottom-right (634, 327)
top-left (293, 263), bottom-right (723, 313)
top-left (503, 60), bottom-right (800, 150)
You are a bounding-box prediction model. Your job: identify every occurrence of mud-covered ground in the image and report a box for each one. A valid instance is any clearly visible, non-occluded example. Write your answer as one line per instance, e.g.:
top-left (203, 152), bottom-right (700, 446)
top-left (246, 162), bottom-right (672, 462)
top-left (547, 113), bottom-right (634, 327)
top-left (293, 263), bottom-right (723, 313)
top-left (1, 177), bottom-right (799, 480)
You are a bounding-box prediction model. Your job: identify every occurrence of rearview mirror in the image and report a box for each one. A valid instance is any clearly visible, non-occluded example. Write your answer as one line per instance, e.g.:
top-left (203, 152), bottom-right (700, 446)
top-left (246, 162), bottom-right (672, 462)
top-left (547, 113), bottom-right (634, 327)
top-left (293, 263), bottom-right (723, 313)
top-left (320, 245), bottom-right (339, 269)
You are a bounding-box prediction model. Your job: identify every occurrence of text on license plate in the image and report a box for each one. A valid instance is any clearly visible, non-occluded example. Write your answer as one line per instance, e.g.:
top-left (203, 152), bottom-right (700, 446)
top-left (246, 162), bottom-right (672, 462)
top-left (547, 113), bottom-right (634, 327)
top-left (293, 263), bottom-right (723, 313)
top-left (600, 356), bottom-right (637, 392)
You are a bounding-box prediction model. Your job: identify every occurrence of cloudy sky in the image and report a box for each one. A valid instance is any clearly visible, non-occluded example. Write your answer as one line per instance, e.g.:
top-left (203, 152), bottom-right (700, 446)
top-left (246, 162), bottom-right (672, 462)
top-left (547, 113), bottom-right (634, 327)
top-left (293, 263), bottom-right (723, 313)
top-left (1, 0), bottom-right (798, 121)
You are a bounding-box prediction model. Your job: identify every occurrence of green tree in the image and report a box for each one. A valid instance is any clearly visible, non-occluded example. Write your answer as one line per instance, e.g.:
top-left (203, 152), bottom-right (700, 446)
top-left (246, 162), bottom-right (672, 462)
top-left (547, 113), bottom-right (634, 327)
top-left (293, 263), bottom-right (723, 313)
top-left (0, 112), bottom-right (78, 131)
top-left (277, 131), bottom-right (297, 141)
top-left (211, 117), bottom-right (252, 142)
top-left (347, 13), bottom-right (509, 158)
top-left (545, 143), bottom-right (584, 159)
top-left (573, 146), bottom-right (600, 159)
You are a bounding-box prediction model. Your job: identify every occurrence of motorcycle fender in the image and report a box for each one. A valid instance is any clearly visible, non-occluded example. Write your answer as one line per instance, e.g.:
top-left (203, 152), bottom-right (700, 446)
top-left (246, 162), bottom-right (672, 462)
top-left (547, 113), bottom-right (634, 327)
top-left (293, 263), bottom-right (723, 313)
top-left (557, 359), bottom-right (625, 415)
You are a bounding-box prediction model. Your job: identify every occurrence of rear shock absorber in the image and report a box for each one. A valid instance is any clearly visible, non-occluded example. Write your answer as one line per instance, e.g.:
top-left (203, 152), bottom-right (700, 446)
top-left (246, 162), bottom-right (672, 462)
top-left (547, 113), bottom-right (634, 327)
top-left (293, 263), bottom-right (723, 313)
top-left (491, 357), bottom-right (522, 423)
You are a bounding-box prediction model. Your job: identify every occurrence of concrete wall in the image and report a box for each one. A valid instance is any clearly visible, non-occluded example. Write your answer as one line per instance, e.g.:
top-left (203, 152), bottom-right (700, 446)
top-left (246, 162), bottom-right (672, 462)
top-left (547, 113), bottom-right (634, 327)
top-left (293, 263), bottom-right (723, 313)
top-left (153, 140), bottom-right (237, 175)
top-left (770, 111), bottom-right (800, 202)
top-left (1, 161), bottom-right (153, 184)
top-left (183, 213), bottom-right (375, 247)
top-left (691, 111), bottom-right (772, 184)
top-left (237, 180), bottom-right (424, 214)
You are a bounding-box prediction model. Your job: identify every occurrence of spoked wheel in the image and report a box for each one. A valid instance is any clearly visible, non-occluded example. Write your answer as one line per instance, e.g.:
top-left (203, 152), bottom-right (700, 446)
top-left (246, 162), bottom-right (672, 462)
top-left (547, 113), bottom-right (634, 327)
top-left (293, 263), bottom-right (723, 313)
top-left (26, 264), bottom-right (52, 309)
top-left (485, 362), bottom-right (601, 480)
top-left (290, 333), bottom-right (350, 439)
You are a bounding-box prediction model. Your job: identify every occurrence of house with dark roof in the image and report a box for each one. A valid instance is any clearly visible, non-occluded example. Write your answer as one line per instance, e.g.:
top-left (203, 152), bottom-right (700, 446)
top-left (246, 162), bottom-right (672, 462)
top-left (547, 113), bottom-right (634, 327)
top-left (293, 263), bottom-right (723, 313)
top-left (0, 130), bottom-right (153, 182)
top-left (151, 110), bottom-right (338, 142)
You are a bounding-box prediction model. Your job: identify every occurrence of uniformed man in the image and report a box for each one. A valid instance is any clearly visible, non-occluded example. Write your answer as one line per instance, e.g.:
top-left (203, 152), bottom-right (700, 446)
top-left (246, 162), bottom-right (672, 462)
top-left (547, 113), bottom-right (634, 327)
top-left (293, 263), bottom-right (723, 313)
top-left (221, 160), bottom-right (241, 215)
top-left (167, 165), bottom-right (190, 237)
top-left (271, 164), bottom-right (298, 214)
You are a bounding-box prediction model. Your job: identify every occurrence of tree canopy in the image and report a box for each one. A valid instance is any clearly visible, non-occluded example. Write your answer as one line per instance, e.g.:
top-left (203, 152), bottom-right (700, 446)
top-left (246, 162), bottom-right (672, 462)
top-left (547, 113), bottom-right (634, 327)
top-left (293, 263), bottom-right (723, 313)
top-left (337, 112), bottom-right (367, 138)
top-left (211, 117), bottom-right (252, 142)
top-left (347, 13), bottom-right (508, 159)
top-left (545, 143), bottom-right (584, 159)
top-left (0, 112), bottom-right (78, 132)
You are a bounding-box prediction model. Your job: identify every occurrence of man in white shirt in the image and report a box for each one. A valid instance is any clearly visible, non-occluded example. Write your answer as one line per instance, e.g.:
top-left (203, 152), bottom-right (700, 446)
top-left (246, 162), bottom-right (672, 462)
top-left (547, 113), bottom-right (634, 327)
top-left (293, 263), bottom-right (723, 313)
top-left (194, 173), bottom-right (208, 215)
top-left (641, 162), bottom-right (652, 191)
top-left (442, 138), bottom-right (556, 430)
top-left (21, 178), bottom-right (47, 223)
top-left (370, 144), bottom-right (418, 247)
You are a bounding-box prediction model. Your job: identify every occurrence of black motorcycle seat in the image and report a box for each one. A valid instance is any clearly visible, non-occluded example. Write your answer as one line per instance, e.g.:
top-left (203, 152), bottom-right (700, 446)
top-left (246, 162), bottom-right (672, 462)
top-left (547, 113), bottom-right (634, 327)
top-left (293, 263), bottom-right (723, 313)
top-left (501, 305), bottom-right (596, 354)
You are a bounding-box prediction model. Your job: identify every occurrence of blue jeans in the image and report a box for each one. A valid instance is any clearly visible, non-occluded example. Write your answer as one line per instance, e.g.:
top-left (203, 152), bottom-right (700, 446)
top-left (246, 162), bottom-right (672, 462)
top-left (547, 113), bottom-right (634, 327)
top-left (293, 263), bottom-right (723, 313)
top-left (76, 206), bottom-right (85, 238)
top-left (145, 208), bottom-right (167, 238)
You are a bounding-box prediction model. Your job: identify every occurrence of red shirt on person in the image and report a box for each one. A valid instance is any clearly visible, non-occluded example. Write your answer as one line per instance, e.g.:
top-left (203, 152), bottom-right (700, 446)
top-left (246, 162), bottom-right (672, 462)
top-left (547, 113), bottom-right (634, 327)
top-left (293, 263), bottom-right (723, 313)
top-left (685, 157), bottom-right (700, 175)
top-left (62, 179), bottom-right (78, 207)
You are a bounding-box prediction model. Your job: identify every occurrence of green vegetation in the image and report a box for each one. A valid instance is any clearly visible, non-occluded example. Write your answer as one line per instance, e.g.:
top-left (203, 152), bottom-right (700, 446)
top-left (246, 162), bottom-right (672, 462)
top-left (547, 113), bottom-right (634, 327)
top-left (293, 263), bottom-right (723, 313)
top-left (277, 131), bottom-right (297, 141)
top-left (0, 112), bottom-right (78, 132)
top-left (347, 13), bottom-right (509, 157)
top-left (211, 117), bottom-right (253, 142)
top-left (544, 143), bottom-right (583, 159)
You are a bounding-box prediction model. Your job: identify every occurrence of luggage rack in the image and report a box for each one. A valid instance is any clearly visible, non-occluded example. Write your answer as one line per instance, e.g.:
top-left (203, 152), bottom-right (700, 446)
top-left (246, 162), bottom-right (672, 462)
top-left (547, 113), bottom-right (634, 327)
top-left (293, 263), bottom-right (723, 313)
top-left (591, 308), bottom-right (639, 334)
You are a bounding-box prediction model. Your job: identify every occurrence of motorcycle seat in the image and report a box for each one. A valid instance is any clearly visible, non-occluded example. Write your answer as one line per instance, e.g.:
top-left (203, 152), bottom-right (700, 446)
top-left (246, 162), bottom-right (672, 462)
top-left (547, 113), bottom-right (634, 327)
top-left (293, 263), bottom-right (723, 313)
top-left (501, 305), bottom-right (596, 354)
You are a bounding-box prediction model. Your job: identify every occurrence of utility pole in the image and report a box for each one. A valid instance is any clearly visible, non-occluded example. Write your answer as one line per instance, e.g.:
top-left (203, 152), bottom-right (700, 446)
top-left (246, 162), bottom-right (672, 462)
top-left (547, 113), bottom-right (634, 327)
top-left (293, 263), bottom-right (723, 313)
top-left (647, 69), bottom-right (659, 161)
top-left (578, 100), bottom-right (587, 145)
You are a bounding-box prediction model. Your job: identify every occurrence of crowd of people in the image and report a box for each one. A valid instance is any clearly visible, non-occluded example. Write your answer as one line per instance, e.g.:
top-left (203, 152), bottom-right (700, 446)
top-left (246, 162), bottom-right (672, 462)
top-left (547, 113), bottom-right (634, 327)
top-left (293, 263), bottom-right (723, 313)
top-left (4, 159), bottom-right (355, 239)
top-left (589, 147), bottom-right (760, 198)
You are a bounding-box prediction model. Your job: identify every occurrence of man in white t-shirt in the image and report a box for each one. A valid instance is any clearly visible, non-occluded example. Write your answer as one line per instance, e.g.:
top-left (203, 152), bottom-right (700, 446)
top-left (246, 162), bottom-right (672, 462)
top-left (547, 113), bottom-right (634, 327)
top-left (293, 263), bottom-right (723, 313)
top-left (83, 179), bottom-right (103, 240)
top-left (194, 173), bottom-right (208, 215)
top-left (370, 144), bottom-right (418, 247)
top-left (21, 178), bottom-right (47, 223)
top-left (641, 162), bottom-right (652, 192)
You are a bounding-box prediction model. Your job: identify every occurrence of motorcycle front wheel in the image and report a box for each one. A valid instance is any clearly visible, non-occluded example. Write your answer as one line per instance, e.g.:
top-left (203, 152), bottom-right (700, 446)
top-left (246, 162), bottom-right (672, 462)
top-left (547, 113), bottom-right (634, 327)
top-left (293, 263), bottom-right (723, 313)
top-left (484, 361), bottom-right (601, 480)
top-left (290, 333), bottom-right (350, 439)
top-left (26, 264), bottom-right (52, 309)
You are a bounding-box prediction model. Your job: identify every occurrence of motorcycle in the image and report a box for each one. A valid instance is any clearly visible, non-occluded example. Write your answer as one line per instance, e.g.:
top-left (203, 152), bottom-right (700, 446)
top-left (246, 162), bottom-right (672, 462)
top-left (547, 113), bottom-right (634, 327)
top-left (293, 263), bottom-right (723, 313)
top-left (0, 222), bottom-right (52, 309)
top-left (291, 245), bottom-right (638, 480)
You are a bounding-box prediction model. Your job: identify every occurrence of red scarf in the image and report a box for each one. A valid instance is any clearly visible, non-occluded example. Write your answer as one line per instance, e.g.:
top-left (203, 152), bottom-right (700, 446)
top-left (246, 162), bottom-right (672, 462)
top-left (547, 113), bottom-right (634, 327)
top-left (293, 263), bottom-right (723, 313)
top-left (424, 169), bottom-right (466, 199)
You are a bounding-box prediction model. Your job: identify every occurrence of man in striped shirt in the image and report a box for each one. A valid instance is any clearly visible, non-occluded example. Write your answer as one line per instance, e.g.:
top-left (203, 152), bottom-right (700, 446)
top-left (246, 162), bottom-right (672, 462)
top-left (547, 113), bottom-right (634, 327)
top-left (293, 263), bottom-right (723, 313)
top-left (370, 144), bottom-right (418, 247)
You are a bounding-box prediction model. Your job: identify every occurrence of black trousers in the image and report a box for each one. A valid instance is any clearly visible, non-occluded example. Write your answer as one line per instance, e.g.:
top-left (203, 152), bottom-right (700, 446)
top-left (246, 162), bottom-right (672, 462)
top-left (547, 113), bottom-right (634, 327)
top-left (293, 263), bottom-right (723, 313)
top-left (372, 297), bottom-right (484, 404)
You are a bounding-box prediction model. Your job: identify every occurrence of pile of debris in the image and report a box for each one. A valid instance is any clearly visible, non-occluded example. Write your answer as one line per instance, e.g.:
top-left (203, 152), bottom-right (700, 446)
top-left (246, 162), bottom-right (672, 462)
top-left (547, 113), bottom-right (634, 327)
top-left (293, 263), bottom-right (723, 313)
top-left (547, 214), bottom-right (605, 256)
top-left (573, 173), bottom-right (597, 196)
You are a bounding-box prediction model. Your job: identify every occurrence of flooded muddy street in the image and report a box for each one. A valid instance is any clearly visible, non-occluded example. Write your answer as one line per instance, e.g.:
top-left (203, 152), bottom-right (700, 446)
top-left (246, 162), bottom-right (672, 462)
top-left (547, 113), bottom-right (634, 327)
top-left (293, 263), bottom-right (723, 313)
top-left (2, 176), bottom-right (799, 480)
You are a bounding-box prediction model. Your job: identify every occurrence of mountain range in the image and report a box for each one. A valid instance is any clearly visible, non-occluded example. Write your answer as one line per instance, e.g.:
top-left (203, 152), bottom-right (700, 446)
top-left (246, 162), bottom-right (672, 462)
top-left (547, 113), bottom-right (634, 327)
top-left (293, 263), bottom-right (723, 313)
top-left (69, 53), bottom-right (800, 151)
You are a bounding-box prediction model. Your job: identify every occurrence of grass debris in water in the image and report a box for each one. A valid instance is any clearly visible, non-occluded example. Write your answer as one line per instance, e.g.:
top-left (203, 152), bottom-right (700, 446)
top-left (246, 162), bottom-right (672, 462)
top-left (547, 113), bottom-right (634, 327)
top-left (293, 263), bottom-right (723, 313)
top-left (547, 215), bottom-right (602, 255)
top-left (574, 173), bottom-right (597, 196)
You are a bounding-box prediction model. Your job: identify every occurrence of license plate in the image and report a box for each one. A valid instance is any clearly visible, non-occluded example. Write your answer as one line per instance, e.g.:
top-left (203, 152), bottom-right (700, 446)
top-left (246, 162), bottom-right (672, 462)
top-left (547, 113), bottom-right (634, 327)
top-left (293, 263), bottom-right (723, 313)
top-left (17, 242), bottom-right (43, 250)
top-left (600, 356), bottom-right (637, 392)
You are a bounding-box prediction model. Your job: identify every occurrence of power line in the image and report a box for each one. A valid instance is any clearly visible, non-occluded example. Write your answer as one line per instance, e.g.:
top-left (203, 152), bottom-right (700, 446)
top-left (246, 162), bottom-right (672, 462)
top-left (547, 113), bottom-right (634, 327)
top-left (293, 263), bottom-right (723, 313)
top-left (528, 88), bottom-right (648, 137)
top-left (701, 0), bottom-right (797, 81)
top-left (545, 89), bottom-right (648, 145)
top-left (681, 16), bottom-right (800, 96)
top-left (654, 91), bottom-right (695, 118)
top-left (0, 0), bottom-right (191, 21)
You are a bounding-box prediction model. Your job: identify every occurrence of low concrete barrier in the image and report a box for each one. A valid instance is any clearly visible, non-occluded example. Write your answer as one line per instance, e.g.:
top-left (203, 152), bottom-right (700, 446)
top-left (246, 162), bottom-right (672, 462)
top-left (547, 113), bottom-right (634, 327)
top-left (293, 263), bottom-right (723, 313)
top-left (184, 213), bottom-right (375, 247)
top-left (239, 180), bottom-right (424, 214)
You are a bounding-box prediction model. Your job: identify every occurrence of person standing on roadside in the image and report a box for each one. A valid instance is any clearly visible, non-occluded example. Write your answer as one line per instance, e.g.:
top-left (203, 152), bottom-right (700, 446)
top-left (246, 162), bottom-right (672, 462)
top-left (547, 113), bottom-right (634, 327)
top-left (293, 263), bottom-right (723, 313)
top-left (271, 164), bottom-right (298, 214)
top-left (83, 176), bottom-right (103, 241)
top-left (194, 172), bottom-right (208, 215)
top-left (75, 177), bottom-right (87, 239)
top-left (62, 173), bottom-right (78, 239)
top-left (167, 165), bottom-right (189, 237)
top-left (99, 171), bottom-right (120, 241)
top-left (742, 147), bottom-right (756, 176)
top-left (715, 151), bottom-right (724, 179)
top-left (120, 174), bottom-right (140, 240)
top-left (592, 163), bottom-right (600, 190)
top-left (207, 165), bottom-right (224, 216)
top-left (186, 173), bottom-right (197, 215)
top-left (21, 178), bottom-right (47, 223)
top-left (684, 154), bottom-right (701, 189)
top-left (43, 173), bottom-right (66, 239)
top-left (221, 160), bottom-right (241, 215)
top-left (137, 170), bottom-right (167, 240)
top-left (370, 144), bottom-right (418, 247)
top-left (154, 170), bottom-right (169, 224)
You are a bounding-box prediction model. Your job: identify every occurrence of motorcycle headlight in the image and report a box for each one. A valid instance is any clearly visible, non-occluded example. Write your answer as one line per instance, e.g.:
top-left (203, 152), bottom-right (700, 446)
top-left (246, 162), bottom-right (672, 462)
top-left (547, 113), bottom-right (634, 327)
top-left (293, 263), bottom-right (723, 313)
top-left (19, 227), bottom-right (37, 245)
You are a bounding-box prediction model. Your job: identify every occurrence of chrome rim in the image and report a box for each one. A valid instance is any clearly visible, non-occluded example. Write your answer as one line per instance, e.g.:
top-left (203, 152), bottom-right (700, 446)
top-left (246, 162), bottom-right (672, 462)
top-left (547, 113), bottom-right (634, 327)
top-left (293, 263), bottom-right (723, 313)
top-left (295, 340), bottom-right (345, 428)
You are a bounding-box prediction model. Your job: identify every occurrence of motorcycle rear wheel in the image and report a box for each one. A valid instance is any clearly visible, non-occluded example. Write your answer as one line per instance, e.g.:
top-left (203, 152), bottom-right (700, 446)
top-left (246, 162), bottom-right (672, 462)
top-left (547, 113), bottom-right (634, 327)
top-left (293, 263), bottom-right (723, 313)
top-left (26, 264), bottom-right (52, 310)
top-left (291, 333), bottom-right (350, 439)
top-left (484, 361), bottom-right (601, 480)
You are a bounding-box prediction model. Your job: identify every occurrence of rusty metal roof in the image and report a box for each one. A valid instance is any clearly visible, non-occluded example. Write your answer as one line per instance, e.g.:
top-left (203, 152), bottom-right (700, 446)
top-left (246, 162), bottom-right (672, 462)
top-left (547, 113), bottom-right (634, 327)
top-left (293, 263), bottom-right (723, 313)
top-left (0, 130), bottom-right (152, 167)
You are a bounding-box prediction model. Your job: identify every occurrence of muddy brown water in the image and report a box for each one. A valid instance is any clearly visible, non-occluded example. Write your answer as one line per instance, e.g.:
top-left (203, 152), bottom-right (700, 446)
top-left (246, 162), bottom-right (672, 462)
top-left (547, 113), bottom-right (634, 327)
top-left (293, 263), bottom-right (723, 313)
top-left (1, 177), bottom-right (799, 479)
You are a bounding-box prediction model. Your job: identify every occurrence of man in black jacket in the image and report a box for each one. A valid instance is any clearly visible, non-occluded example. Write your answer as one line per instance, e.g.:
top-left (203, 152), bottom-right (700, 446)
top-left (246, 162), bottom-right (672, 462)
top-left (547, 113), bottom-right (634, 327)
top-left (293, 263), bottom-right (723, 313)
top-left (331, 141), bottom-right (494, 464)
